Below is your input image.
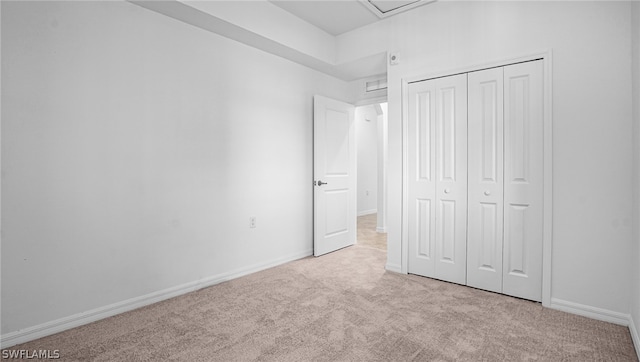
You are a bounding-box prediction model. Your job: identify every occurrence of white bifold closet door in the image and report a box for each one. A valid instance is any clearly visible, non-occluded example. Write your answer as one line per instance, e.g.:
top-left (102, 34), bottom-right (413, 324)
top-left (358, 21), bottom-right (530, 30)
top-left (467, 60), bottom-right (544, 302)
top-left (409, 60), bottom-right (544, 302)
top-left (467, 67), bottom-right (505, 294)
top-left (407, 73), bottom-right (468, 285)
top-left (502, 61), bottom-right (544, 301)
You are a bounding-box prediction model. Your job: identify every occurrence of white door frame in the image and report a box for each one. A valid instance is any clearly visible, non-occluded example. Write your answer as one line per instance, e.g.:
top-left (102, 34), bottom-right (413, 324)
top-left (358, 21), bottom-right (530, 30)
top-left (400, 50), bottom-right (553, 307)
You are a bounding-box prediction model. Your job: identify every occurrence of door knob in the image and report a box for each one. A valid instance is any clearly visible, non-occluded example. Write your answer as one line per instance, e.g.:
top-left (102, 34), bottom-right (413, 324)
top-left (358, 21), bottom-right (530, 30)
top-left (316, 180), bottom-right (328, 186)
top-left (484, 191), bottom-right (491, 196)
top-left (444, 188), bottom-right (450, 194)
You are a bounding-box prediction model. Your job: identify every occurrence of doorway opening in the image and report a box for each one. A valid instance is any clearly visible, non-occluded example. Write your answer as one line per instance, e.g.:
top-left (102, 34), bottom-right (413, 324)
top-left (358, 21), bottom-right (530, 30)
top-left (355, 102), bottom-right (388, 251)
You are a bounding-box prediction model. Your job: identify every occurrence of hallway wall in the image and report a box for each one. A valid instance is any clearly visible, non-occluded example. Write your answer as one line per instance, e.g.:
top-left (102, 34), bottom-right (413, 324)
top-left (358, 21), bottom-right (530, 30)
top-left (631, 0), bottom-right (640, 353)
top-left (356, 105), bottom-right (378, 215)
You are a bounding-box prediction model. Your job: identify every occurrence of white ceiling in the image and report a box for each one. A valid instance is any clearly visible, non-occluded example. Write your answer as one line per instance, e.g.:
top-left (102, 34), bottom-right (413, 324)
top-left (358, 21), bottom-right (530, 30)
top-left (269, 1), bottom-right (379, 36)
top-left (270, 0), bottom-right (433, 36)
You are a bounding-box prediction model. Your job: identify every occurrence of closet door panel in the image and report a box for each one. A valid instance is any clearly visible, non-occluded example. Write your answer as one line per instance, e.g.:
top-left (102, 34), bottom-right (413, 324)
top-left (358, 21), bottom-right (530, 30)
top-left (503, 60), bottom-right (544, 302)
top-left (407, 81), bottom-right (437, 277)
top-left (467, 68), bottom-right (504, 294)
top-left (433, 74), bottom-right (468, 285)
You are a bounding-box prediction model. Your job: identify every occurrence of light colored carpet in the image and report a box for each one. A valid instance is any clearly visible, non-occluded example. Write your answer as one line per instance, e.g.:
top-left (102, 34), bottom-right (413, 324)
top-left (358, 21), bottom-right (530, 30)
top-left (4, 245), bottom-right (637, 361)
top-left (357, 213), bottom-right (386, 251)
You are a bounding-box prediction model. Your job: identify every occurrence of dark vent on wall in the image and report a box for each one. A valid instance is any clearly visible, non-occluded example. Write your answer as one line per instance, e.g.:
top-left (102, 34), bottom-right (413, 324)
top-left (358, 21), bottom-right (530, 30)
top-left (365, 78), bottom-right (388, 93)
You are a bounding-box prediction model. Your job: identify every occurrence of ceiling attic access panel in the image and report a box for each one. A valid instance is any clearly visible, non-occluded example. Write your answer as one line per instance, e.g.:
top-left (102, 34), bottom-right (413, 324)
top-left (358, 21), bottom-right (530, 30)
top-left (361, 0), bottom-right (436, 18)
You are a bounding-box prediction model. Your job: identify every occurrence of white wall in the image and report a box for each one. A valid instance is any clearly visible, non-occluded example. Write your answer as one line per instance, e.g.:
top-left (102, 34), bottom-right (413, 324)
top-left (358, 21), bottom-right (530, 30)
top-left (183, 0), bottom-right (336, 64)
top-left (631, 0), bottom-right (640, 353)
top-left (356, 105), bottom-right (378, 215)
top-left (377, 103), bottom-right (388, 233)
top-left (0, 1), bottom-right (350, 338)
top-left (338, 1), bottom-right (635, 316)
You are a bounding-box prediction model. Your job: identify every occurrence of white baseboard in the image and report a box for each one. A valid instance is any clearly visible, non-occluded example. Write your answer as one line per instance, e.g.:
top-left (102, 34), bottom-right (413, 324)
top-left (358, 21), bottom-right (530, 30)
top-left (0, 249), bottom-right (312, 349)
top-left (549, 298), bottom-right (630, 326)
top-left (357, 209), bottom-right (377, 216)
top-left (630, 314), bottom-right (640, 360)
top-left (385, 262), bottom-right (402, 274)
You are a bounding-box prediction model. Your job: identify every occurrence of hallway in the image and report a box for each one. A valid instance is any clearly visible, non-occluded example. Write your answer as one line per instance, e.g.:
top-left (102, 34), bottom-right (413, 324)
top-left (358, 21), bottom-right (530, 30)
top-left (357, 213), bottom-right (386, 250)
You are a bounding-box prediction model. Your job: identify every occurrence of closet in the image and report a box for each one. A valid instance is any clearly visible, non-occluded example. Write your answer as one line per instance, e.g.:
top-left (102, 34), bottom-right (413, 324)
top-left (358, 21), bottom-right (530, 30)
top-left (407, 60), bottom-right (544, 302)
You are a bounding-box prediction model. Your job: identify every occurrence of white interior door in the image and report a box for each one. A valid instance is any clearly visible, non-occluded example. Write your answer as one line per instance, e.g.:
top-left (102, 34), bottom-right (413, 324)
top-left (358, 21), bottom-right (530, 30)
top-left (407, 74), bottom-right (468, 285)
top-left (313, 95), bottom-right (356, 256)
top-left (502, 61), bottom-right (544, 302)
top-left (467, 67), bottom-right (505, 293)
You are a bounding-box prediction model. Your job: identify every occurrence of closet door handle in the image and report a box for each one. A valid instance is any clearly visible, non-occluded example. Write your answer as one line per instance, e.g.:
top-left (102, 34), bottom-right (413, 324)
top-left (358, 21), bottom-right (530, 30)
top-left (484, 191), bottom-right (491, 196)
top-left (444, 188), bottom-right (450, 194)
